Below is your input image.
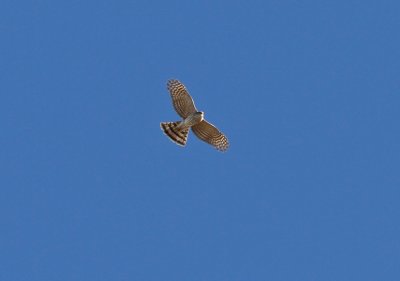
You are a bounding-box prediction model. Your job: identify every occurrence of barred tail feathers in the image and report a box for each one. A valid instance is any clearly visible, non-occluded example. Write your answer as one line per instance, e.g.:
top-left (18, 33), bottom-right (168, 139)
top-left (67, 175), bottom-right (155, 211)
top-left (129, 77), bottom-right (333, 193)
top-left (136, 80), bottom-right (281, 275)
top-left (160, 121), bottom-right (189, 146)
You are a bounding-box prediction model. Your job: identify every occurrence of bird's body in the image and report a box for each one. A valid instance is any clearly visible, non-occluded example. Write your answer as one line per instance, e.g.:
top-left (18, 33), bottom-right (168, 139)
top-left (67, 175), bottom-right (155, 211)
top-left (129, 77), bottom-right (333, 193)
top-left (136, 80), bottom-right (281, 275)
top-left (160, 80), bottom-right (229, 152)
top-left (180, 111), bottom-right (204, 128)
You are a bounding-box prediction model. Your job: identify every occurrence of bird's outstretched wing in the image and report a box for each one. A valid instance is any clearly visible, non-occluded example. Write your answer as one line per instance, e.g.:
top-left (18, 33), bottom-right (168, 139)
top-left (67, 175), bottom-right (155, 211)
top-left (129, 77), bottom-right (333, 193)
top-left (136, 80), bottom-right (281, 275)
top-left (167, 79), bottom-right (197, 118)
top-left (191, 120), bottom-right (229, 152)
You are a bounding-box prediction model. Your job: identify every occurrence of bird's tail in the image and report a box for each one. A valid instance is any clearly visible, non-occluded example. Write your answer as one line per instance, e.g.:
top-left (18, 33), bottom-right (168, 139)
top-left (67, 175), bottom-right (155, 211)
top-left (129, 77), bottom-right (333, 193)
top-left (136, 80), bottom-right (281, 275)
top-left (160, 121), bottom-right (189, 146)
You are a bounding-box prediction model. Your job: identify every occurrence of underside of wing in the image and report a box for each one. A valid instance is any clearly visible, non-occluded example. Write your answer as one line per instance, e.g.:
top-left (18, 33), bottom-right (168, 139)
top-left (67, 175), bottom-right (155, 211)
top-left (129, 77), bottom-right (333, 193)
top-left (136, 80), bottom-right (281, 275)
top-left (167, 79), bottom-right (197, 118)
top-left (191, 120), bottom-right (229, 152)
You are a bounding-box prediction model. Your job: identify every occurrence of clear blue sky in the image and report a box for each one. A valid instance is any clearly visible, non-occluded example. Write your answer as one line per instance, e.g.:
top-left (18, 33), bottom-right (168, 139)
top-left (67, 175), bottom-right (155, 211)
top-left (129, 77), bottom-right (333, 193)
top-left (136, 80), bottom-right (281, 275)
top-left (1, 1), bottom-right (399, 280)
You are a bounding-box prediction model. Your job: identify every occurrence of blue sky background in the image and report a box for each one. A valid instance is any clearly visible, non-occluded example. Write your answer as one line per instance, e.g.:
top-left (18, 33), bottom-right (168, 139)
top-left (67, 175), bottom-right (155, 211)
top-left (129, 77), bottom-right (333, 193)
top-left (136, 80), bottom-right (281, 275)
top-left (1, 1), bottom-right (399, 280)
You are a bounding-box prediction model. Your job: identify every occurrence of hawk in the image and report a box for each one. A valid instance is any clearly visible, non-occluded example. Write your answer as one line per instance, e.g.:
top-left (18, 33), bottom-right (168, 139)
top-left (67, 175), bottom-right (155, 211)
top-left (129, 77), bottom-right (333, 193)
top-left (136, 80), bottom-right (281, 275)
top-left (160, 79), bottom-right (229, 152)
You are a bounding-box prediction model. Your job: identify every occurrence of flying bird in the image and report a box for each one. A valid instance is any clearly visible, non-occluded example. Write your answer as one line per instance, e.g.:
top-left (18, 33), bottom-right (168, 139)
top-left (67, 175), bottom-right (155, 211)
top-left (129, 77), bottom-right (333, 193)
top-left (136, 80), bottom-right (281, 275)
top-left (160, 79), bottom-right (229, 152)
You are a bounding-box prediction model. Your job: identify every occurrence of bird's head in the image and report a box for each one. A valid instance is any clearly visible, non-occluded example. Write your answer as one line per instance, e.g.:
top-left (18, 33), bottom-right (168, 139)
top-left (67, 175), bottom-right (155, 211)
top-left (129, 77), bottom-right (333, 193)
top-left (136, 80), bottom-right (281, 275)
top-left (196, 111), bottom-right (204, 121)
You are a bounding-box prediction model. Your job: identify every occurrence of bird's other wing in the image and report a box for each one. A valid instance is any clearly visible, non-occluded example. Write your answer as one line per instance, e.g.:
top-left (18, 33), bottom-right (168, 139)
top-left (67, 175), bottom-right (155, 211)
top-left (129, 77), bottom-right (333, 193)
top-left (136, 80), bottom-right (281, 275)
top-left (167, 79), bottom-right (198, 118)
top-left (191, 120), bottom-right (229, 152)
